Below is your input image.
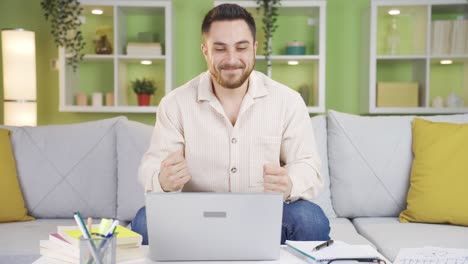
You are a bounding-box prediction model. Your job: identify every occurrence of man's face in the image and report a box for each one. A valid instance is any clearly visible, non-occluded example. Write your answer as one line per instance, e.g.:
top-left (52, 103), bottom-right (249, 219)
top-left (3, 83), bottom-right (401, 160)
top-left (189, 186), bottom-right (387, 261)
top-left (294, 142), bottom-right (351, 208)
top-left (201, 19), bottom-right (257, 89)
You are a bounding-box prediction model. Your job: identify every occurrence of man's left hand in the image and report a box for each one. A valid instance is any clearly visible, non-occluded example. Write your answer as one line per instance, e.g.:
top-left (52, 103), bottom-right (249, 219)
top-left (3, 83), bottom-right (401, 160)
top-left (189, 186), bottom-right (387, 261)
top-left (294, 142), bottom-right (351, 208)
top-left (263, 163), bottom-right (292, 201)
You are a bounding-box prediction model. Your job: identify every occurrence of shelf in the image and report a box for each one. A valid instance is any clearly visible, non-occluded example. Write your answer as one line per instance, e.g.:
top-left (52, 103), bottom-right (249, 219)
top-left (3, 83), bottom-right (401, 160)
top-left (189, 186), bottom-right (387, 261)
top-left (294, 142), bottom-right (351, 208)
top-left (118, 55), bottom-right (166, 60)
top-left (59, 105), bottom-right (157, 113)
top-left (117, 59), bottom-right (166, 108)
top-left (256, 55), bottom-right (319, 60)
top-left (80, 5), bottom-right (115, 56)
top-left (376, 5), bottom-right (428, 56)
top-left (215, 0), bottom-right (326, 113)
top-left (429, 58), bottom-right (467, 108)
top-left (83, 54), bottom-right (114, 60)
top-left (430, 55), bottom-right (468, 61)
top-left (255, 58), bottom-right (321, 109)
top-left (377, 55), bottom-right (427, 60)
top-left (369, 107), bottom-right (468, 114)
top-left (59, 0), bottom-right (172, 113)
top-left (364, 0), bottom-right (468, 114)
top-left (116, 5), bottom-right (166, 56)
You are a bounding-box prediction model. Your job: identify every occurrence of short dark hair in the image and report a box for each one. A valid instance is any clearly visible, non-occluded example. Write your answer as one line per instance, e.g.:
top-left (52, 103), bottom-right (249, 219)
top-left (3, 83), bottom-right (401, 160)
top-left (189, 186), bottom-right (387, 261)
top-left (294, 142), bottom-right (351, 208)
top-left (201, 4), bottom-right (256, 41)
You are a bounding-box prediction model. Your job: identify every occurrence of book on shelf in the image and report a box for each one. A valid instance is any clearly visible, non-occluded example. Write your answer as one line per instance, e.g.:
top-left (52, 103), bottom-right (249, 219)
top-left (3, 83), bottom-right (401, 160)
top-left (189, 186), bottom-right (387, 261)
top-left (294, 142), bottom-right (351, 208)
top-left (39, 227), bottom-right (144, 263)
top-left (57, 224), bottom-right (142, 248)
top-left (450, 19), bottom-right (466, 55)
top-left (432, 20), bottom-right (452, 55)
top-left (126, 42), bottom-right (162, 56)
top-left (465, 20), bottom-right (468, 54)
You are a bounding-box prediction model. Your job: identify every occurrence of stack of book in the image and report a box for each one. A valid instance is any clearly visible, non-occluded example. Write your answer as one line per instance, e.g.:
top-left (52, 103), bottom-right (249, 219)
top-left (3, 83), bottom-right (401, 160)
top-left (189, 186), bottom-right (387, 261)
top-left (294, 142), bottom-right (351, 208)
top-left (432, 19), bottom-right (468, 55)
top-left (126, 42), bottom-right (162, 56)
top-left (39, 225), bottom-right (144, 263)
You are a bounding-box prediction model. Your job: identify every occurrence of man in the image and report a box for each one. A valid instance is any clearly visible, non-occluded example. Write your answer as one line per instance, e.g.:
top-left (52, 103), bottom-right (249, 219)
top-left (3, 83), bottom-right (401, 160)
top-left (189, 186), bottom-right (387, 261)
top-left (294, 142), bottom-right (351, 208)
top-left (132, 3), bottom-right (330, 245)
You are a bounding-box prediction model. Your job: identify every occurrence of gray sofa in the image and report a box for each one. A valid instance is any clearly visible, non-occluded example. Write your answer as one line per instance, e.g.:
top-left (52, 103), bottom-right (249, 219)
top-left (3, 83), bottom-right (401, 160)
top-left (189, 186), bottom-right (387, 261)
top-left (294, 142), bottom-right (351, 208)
top-left (1, 110), bottom-right (467, 264)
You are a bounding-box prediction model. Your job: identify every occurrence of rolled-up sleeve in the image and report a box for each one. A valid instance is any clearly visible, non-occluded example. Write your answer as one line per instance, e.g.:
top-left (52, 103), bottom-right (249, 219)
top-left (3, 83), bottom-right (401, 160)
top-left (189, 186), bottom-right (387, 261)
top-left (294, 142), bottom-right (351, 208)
top-left (281, 94), bottom-right (323, 202)
top-left (138, 96), bottom-right (185, 192)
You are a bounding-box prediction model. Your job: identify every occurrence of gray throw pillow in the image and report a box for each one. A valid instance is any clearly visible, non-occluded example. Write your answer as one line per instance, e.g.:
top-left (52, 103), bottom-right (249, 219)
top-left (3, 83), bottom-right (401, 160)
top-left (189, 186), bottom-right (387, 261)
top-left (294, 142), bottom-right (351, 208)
top-left (327, 110), bottom-right (468, 217)
top-left (0, 117), bottom-right (125, 218)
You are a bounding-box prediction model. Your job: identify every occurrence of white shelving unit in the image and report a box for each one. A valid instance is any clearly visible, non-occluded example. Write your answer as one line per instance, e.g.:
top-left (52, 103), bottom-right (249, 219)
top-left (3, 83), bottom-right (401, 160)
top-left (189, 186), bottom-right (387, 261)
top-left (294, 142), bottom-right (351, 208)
top-left (214, 0), bottom-right (326, 113)
top-left (59, 0), bottom-right (172, 113)
top-left (363, 0), bottom-right (468, 114)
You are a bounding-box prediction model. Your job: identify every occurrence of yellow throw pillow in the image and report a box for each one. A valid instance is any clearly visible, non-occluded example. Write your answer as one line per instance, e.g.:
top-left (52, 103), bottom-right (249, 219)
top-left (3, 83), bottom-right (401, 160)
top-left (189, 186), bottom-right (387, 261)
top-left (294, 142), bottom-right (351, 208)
top-left (0, 129), bottom-right (35, 223)
top-left (399, 118), bottom-right (468, 226)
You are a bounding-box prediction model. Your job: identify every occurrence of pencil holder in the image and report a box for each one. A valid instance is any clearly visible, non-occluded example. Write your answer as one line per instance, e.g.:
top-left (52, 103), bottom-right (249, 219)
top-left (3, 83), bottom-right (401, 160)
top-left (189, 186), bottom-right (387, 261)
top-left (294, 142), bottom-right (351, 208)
top-left (79, 234), bottom-right (116, 264)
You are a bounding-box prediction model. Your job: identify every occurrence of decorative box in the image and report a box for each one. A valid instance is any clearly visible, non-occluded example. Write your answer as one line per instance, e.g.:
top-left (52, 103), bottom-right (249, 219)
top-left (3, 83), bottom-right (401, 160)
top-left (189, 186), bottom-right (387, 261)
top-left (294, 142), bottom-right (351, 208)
top-left (377, 82), bottom-right (419, 107)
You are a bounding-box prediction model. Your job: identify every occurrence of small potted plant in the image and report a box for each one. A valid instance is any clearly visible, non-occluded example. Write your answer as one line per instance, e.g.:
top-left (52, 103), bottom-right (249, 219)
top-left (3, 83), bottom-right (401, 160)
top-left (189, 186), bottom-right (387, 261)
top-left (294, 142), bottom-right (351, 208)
top-left (131, 78), bottom-right (156, 106)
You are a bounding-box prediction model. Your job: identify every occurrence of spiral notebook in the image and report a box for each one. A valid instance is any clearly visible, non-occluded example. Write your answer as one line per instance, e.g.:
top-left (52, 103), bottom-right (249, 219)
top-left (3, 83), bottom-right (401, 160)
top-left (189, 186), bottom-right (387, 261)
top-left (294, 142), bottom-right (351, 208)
top-left (286, 240), bottom-right (380, 262)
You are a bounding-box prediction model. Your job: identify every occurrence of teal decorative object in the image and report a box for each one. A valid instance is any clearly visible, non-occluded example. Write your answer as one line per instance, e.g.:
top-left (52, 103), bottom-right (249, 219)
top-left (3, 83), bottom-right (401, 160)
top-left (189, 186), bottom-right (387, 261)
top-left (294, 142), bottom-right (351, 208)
top-left (286, 41), bottom-right (306, 55)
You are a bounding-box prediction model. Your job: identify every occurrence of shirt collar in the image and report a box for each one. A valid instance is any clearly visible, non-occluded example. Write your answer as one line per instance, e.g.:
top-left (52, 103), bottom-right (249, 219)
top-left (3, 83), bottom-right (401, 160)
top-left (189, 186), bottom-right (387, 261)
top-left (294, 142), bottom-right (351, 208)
top-left (197, 70), bottom-right (268, 102)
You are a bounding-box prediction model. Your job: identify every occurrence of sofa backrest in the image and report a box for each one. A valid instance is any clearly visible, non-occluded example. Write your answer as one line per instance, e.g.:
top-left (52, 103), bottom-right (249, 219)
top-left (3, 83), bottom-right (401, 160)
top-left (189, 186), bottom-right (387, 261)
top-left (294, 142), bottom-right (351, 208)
top-left (309, 115), bottom-right (337, 218)
top-left (1, 117), bottom-right (124, 219)
top-left (115, 116), bottom-right (338, 221)
top-left (327, 110), bottom-right (468, 218)
top-left (115, 119), bottom-right (152, 221)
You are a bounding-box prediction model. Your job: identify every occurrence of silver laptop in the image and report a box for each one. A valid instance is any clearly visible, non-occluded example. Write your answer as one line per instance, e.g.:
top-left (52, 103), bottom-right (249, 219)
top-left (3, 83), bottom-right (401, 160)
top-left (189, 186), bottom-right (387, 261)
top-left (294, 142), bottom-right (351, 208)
top-left (145, 192), bottom-right (283, 261)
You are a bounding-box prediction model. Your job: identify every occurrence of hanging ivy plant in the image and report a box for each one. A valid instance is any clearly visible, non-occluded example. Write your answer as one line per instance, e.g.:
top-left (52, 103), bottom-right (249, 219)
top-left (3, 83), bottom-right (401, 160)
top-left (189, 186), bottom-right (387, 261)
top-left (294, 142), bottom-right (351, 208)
top-left (256, 0), bottom-right (281, 77)
top-left (41, 0), bottom-right (85, 72)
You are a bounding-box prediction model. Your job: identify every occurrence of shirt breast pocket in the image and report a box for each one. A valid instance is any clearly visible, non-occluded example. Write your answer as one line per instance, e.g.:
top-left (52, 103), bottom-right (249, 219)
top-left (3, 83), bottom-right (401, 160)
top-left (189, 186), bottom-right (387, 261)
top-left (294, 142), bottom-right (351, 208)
top-left (249, 136), bottom-right (281, 187)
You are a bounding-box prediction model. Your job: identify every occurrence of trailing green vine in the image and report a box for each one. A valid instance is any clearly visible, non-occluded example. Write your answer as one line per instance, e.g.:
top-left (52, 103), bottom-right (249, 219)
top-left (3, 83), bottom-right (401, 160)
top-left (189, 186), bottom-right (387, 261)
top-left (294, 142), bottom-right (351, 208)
top-left (256, 0), bottom-right (281, 77)
top-left (41, 0), bottom-right (85, 72)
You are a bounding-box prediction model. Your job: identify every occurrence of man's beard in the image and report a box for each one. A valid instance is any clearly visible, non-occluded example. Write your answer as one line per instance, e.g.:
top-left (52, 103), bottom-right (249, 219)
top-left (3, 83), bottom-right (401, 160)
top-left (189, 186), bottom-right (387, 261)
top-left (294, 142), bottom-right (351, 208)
top-left (209, 60), bottom-right (255, 89)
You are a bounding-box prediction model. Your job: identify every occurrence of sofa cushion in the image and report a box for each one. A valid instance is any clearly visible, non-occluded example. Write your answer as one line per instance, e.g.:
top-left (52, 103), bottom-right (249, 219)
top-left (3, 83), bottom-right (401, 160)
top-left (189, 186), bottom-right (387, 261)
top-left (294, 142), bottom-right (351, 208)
top-left (0, 117), bottom-right (125, 219)
top-left (309, 116), bottom-right (336, 218)
top-left (0, 129), bottom-right (34, 223)
top-left (400, 118), bottom-right (468, 226)
top-left (352, 217), bottom-right (468, 262)
top-left (329, 218), bottom-right (373, 246)
top-left (327, 110), bottom-right (468, 218)
top-left (116, 119), bottom-right (152, 221)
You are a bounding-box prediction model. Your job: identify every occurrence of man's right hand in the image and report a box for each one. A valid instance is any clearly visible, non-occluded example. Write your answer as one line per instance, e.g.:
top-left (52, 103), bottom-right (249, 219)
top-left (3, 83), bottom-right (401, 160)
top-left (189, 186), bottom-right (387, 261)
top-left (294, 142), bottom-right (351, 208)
top-left (159, 150), bottom-right (191, 192)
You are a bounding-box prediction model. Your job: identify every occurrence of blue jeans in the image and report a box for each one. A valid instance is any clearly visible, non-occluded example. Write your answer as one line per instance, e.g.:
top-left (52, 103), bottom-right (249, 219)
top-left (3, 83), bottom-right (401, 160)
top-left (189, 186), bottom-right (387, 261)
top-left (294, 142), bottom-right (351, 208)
top-left (131, 199), bottom-right (330, 245)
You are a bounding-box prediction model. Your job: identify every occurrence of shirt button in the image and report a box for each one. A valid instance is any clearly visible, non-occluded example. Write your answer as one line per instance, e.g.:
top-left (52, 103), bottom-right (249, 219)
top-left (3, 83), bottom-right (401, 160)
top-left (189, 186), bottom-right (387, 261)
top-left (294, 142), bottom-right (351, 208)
top-left (231, 167), bottom-right (237, 173)
top-left (231, 138), bottom-right (237, 144)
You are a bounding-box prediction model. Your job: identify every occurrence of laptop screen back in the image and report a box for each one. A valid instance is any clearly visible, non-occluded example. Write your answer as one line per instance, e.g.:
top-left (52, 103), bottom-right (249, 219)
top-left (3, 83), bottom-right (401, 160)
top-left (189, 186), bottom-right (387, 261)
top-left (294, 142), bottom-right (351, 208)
top-left (145, 192), bottom-right (283, 261)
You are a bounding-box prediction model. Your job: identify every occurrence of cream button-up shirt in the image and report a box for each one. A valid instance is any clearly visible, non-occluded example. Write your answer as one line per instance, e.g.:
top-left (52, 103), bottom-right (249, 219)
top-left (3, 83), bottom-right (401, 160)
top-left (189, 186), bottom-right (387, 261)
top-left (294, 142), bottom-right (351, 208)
top-left (139, 71), bottom-right (323, 201)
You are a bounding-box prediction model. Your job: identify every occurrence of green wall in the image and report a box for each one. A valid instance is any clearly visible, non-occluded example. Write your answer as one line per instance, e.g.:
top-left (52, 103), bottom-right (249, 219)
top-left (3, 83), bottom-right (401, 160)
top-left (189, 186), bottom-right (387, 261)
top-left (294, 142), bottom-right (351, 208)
top-left (0, 0), bottom-right (369, 125)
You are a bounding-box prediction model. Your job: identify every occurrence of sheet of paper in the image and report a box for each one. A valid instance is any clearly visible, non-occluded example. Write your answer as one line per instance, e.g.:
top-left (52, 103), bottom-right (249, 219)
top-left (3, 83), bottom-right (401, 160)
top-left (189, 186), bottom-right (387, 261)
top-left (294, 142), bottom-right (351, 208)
top-left (286, 240), bottom-right (379, 261)
top-left (394, 247), bottom-right (468, 264)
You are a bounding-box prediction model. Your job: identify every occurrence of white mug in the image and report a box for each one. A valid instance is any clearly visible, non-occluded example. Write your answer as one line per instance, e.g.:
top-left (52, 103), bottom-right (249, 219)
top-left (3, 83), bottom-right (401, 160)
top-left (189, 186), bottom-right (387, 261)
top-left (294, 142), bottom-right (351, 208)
top-left (92, 92), bottom-right (103, 107)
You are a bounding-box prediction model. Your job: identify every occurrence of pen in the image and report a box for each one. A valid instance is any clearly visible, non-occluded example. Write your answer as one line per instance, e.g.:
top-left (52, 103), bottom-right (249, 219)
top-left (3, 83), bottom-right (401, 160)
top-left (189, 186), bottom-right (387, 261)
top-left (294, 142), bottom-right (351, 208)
top-left (87, 217), bottom-right (92, 235)
top-left (74, 212), bottom-right (92, 239)
top-left (74, 212), bottom-right (103, 264)
top-left (327, 258), bottom-right (386, 264)
top-left (105, 220), bottom-right (119, 238)
top-left (312, 240), bottom-right (334, 251)
top-left (97, 219), bottom-right (119, 256)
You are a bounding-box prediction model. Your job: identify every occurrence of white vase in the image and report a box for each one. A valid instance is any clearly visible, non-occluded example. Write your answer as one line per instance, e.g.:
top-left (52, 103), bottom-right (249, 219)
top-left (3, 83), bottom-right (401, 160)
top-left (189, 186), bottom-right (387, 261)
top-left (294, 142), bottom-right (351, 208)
top-left (432, 96), bottom-right (444, 108)
top-left (445, 91), bottom-right (463, 108)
